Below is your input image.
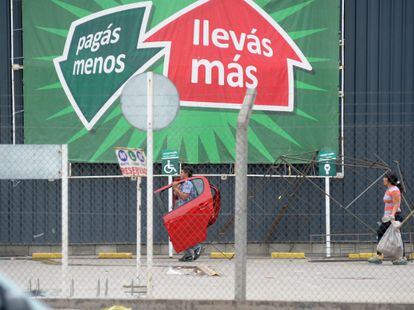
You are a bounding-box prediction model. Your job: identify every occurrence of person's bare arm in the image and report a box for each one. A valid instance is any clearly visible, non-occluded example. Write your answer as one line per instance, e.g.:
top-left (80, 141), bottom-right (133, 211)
top-left (173, 185), bottom-right (189, 200)
top-left (391, 191), bottom-right (401, 217)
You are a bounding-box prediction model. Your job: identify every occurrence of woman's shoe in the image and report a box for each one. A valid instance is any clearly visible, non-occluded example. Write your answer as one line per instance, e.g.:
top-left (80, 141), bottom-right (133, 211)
top-left (193, 245), bottom-right (202, 261)
top-left (392, 257), bottom-right (408, 265)
top-left (368, 254), bottom-right (384, 264)
top-left (178, 253), bottom-right (194, 262)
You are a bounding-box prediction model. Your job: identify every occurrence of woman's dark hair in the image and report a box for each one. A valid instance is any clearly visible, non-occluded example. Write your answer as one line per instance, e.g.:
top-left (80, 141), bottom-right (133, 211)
top-left (182, 166), bottom-right (193, 177)
top-left (385, 171), bottom-right (404, 193)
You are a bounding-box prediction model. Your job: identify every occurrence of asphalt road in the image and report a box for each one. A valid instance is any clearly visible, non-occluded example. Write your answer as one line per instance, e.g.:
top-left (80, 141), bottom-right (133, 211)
top-left (1, 256), bottom-right (413, 303)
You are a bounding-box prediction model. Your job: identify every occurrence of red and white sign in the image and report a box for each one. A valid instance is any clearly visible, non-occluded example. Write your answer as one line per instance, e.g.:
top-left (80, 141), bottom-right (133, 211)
top-left (115, 147), bottom-right (147, 177)
top-left (143, 0), bottom-right (312, 112)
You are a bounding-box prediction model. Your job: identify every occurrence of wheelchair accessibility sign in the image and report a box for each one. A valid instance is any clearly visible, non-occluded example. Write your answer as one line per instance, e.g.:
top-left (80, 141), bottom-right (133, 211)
top-left (115, 147), bottom-right (147, 177)
top-left (161, 150), bottom-right (180, 176)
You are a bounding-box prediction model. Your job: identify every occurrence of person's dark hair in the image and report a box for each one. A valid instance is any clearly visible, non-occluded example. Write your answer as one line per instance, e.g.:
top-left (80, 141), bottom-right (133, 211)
top-left (182, 166), bottom-right (193, 177)
top-left (385, 171), bottom-right (404, 193)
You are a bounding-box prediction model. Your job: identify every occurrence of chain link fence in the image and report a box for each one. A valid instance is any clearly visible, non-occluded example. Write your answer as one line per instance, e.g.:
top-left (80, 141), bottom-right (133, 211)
top-left (1, 132), bottom-right (414, 303)
top-left (2, 0), bottom-right (414, 304)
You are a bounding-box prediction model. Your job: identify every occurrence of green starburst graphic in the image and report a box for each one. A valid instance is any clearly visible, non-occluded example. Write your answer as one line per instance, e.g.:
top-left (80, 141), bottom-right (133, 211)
top-left (23, 0), bottom-right (340, 163)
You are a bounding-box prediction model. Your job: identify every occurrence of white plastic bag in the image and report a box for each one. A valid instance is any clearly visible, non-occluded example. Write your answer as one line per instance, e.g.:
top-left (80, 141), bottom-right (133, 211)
top-left (377, 221), bottom-right (403, 259)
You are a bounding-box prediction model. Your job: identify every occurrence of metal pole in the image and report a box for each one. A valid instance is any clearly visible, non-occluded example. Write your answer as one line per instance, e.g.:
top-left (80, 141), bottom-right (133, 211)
top-left (235, 88), bottom-right (256, 302)
top-left (344, 172), bottom-right (387, 210)
top-left (61, 144), bottom-right (69, 297)
top-left (281, 159), bottom-right (377, 233)
top-left (325, 177), bottom-right (331, 257)
top-left (340, 0), bottom-right (345, 177)
top-left (10, 0), bottom-right (16, 144)
top-left (146, 72), bottom-right (153, 296)
top-left (136, 177), bottom-right (141, 274)
top-left (401, 208), bottom-right (414, 227)
top-left (168, 175), bottom-right (173, 258)
top-left (394, 160), bottom-right (414, 212)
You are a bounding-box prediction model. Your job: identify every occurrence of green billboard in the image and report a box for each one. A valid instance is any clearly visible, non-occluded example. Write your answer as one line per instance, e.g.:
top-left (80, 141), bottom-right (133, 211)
top-left (23, 0), bottom-right (340, 163)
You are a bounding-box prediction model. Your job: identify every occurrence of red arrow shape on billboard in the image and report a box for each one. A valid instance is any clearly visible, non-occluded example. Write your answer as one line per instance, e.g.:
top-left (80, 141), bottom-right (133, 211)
top-left (143, 0), bottom-right (312, 112)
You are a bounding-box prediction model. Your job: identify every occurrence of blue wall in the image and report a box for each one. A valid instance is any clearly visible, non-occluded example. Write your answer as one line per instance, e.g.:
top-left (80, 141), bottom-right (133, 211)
top-left (1, 0), bottom-right (414, 244)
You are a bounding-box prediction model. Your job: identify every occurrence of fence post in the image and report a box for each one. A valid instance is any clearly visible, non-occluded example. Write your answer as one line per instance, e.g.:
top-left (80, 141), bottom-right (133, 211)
top-left (61, 144), bottom-right (69, 297)
top-left (168, 175), bottom-right (173, 257)
top-left (235, 88), bottom-right (256, 301)
top-left (325, 177), bottom-right (331, 257)
top-left (136, 177), bottom-right (142, 275)
top-left (146, 72), bottom-right (154, 296)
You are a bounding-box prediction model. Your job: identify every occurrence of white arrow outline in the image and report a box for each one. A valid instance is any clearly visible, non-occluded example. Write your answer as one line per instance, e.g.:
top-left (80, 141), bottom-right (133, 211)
top-left (143, 0), bottom-right (313, 112)
top-left (54, 2), bottom-right (165, 131)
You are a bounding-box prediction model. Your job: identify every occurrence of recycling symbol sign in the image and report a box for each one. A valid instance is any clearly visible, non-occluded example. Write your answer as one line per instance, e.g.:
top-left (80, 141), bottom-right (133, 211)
top-left (318, 150), bottom-right (337, 177)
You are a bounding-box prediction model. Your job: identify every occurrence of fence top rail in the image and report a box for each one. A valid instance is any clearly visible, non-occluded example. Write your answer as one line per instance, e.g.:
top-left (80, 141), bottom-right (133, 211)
top-left (68, 174), bottom-right (344, 179)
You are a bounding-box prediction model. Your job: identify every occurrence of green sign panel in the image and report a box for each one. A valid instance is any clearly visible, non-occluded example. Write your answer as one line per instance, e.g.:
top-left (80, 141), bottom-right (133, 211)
top-left (318, 150), bottom-right (336, 177)
top-left (161, 150), bottom-right (180, 176)
top-left (23, 0), bottom-right (340, 164)
top-left (54, 3), bottom-right (162, 130)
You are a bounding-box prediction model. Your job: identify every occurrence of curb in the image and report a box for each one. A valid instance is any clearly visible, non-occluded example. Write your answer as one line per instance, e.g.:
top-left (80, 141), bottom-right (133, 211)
top-left (210, 252), bottom-right (235, 259)
top-left (98, 252), bottom-right (133, 259)
top-left (271, 252), bottom-right (305, 259)
top-left (32, 253), bottom-right (62, 259)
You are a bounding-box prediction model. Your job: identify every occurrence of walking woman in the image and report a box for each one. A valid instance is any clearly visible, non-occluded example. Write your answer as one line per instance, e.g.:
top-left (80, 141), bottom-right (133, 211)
top-left (368, 171), bottom-right (407, 265)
